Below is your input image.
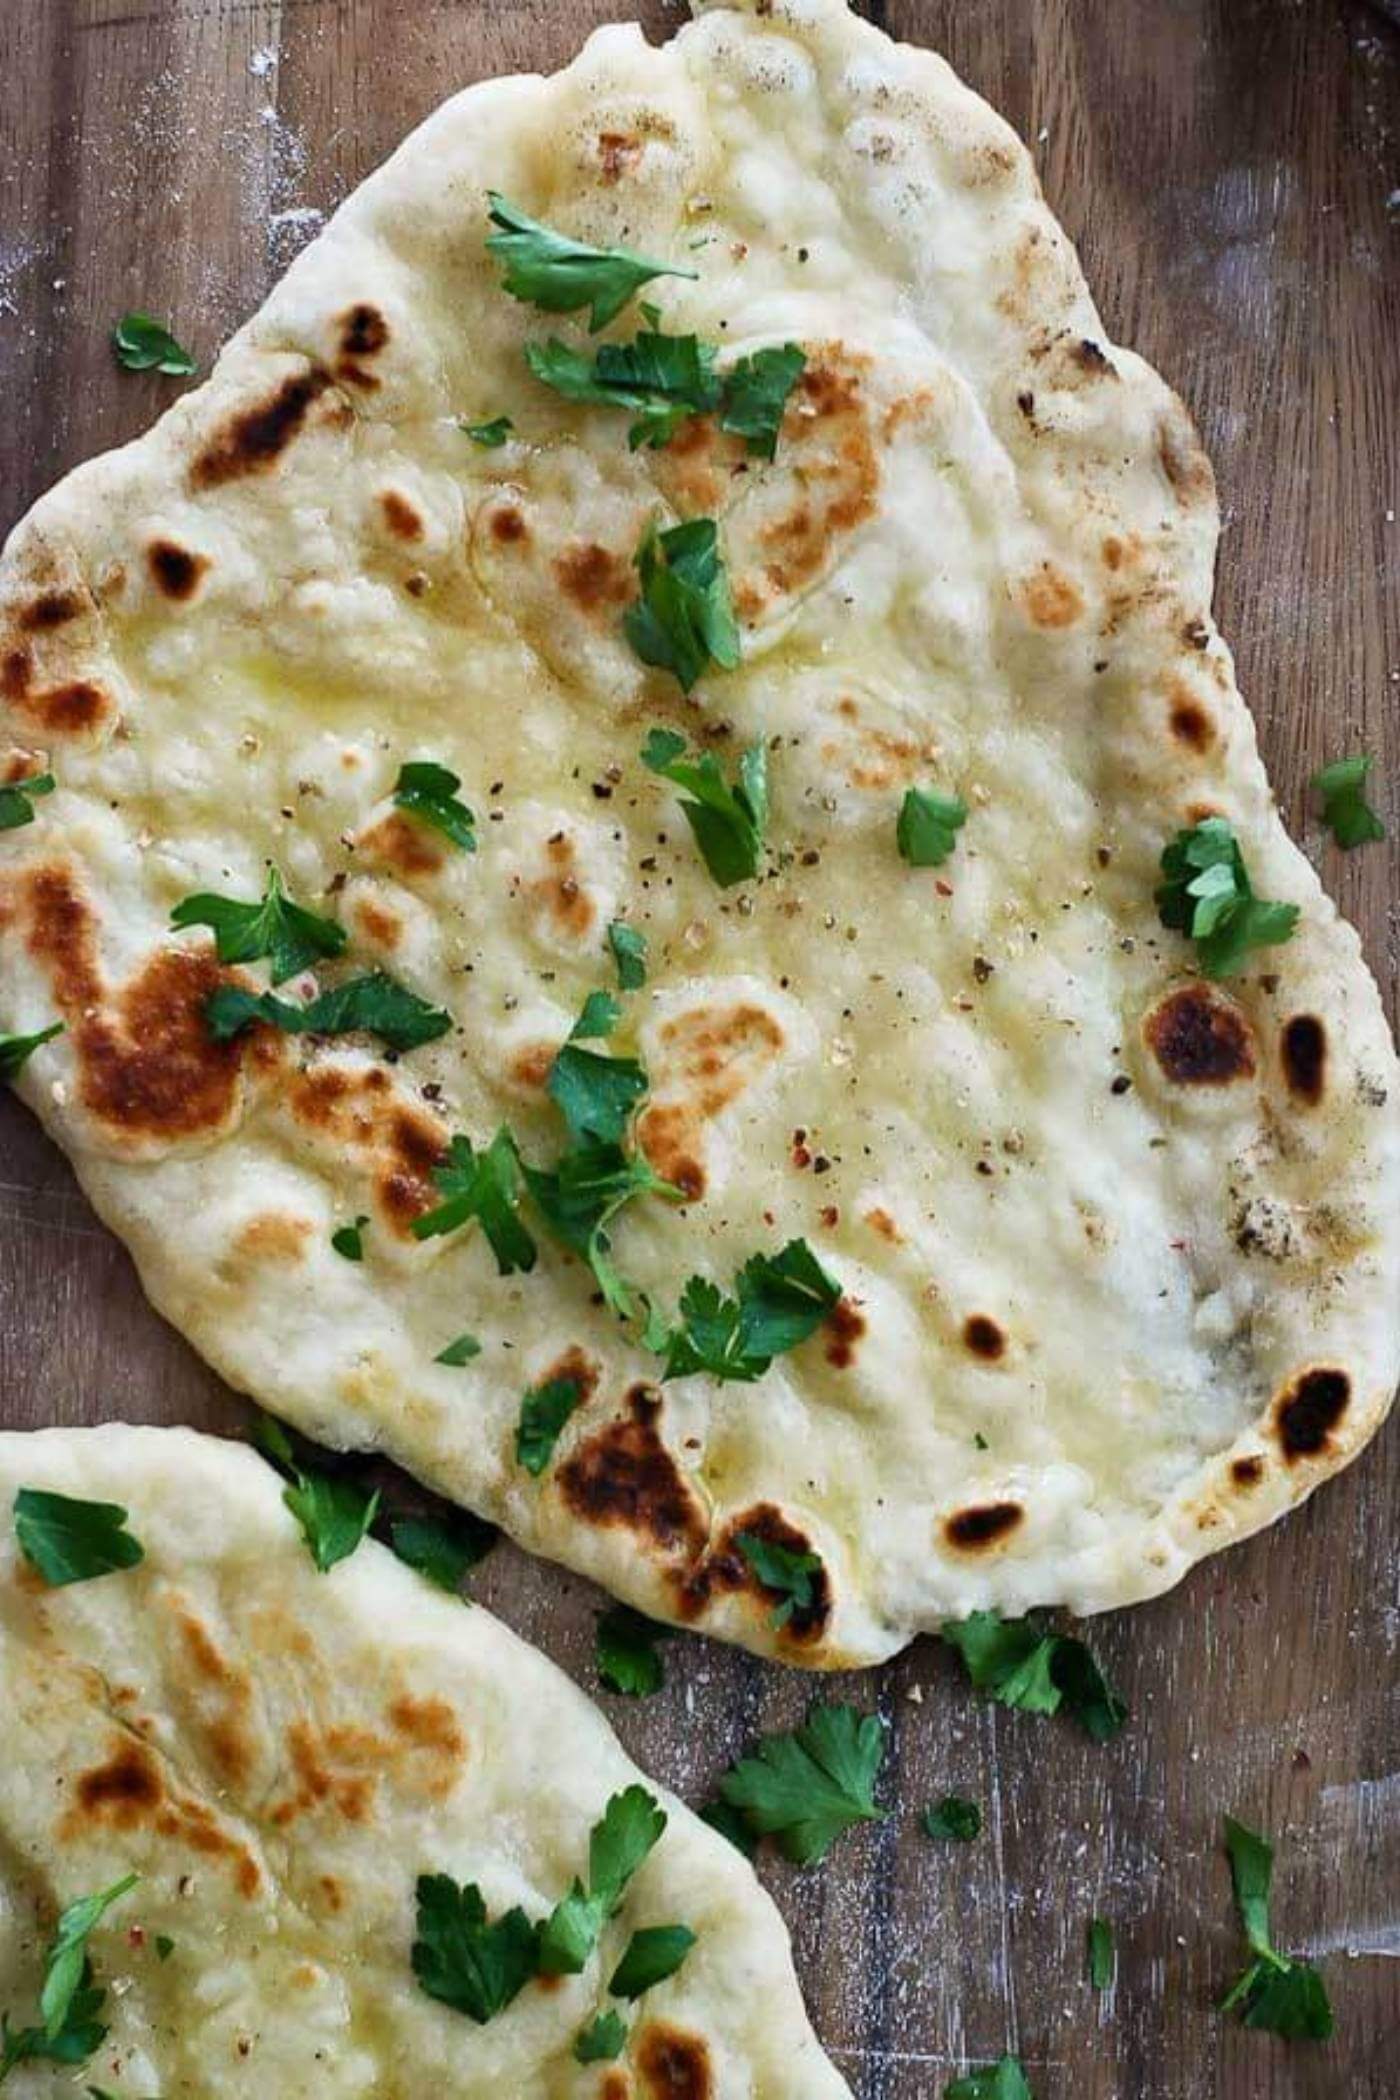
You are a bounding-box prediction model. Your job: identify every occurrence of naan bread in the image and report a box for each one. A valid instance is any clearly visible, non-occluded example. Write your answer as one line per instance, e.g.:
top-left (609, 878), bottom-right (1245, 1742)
top-left (1, 0), bottom-right (1396, 1666)
top-left (0, 1425), bottom-right (849, 2098)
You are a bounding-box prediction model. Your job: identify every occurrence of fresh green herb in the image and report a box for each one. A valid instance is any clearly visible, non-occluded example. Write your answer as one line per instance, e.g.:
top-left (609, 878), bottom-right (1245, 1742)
top-left (0, 1023), bottom-right (63, 1081)
top-left (411, 1129), bottom-right (538, 1274)
top-left (171, 866), bottom-right (347, 985)
top-left (0, 770), bottom-right (54, 832)
top-left (608, 1925), bottom-right (696, 2000)
top-left (331, 1215), bottom-right (369, 1262)
top-left (897, 786), bottom-right (968, 869)
top-left (595, 1605), bottom-right (670, 1697)
top-left (973, 1431), bottom-right (989, 1452)
top-left (548, 1028), bottom-right (648, 1146)
top-left (607, 920), bottom-right (648, 990)
top-left (716, 1704), bottom-right (886, 1866)
top-left (735, 1531), bottom-right (824, 1629)
top-left (1088, 1916), bottom-right (1115, 1989)
top-left (486, 194), bottom-right (695, 332)
top-left (411, 1875), bottom-right (539, 2026)
top-left (941, 1610), bottom-right (1127, 1742)
top-left (1220, 1817), bottom-right (1333, 2040)
top-left (253, 1414), bottom-right (379, 1574)
top-left (539, 1786), bottom-right (668, 1976)
top-left (719, 343), bottom-right (806, 459)
top-left (641, 726), bottom-right (765, 884)
top-left (661, 1239), bottom-right (840, 1385)
top-left (461, 415), bottom-right (514, 447)
top-left (0, 1873), bottom-right (137, 2083)
top-left (945, 2057), bottom-right (1034, 2100)
top-left (435, 1331), bottom-right (482, 1366)
top-left (516, 1373), bottom-right (586, 1476)
top-left (1312, 754), bottom-right (1385, 849)
top-left (389, 1511), bottom-right (497, 1593)
top-left (574, 2010), bottom-right (628, 2063)
top-left (526, 326), bottom-right (721, 449)
top-left (13, 1489), bottom-right (144, 1588)
top-left (393, 761), bottom-right (477, 852)
top-left (154, 1936), bottom-right (174, 1963)
top-left (922, 1796), bottom-right (982, 1843)
top-left (205, 972), bottom-right (451, 1052)
top-left (570, 989), bottom-right (622, 1041)
top-left (112, 313), bottom-right (196, 375)
top-left (1156, 818), bottom-right (1300, 978)
top-left (625, 522), bottom-right (741, 694)
top-left (525, 1141), bottom-right (677, 1319)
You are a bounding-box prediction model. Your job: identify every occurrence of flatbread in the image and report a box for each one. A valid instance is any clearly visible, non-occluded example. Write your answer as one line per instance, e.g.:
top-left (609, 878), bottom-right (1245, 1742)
top-left (1, 0), bottom-right (1396, 1667)
top-left (0, 1424), bottom-right (850, 2098)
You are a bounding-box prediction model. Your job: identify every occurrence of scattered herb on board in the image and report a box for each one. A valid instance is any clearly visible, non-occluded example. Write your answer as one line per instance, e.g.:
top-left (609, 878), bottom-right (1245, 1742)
top-left (944, 2057), bottom-right (1034, 2100)
top-left (897, 786), bottom-right (968, 868)
top-left (1156, 818), bottom-right (1299, 978)
top-left (923, 1796), bottom-right (982, 1843)
top-left (715, 1704), bottom-right (886, 1865)
top-left (940, 1610), bottom-right (1127, 1742)
top-left (205, 972), bottom-right (451, 1052)
top-left (389, 1511), bottom-right (497, 1594)
top-left (0, 1023), bottom-right (63, 1082)
top-left (1087, 1916), bottom-right (1115, 1989)
top-left (0, 1873), bottom-right (138, 2082)
top-left (595, 1605), bottom-right (670, 1697)
top-left (735, 1531), bottom-right (824, 1629)
top-left (641, 726), bottom-right (765, 882)
top-left (485, 194), bottom-right (696, 332)
top-left (0, 770), bottom-right (54, 832)
top-left (393, 761), bottom-right (477, 851)
top-left (112, 313), bottom-right (196, 375)
top-left (171, 866), bottom-right (347, 984)
top-left (659, 1239), bottom-right (840, 1385)
top-left (1312, 753), bottom-right (1385, 849)
top-left (515, 1373), bottom-right (586, 1476)
top-left (412, 1129), bottom-right (538, 1274)
top-left (252, 1414), bottom-right (379, 1575)
top-left (625, 522), bottom-right (741, 693)
top-left (538, 1786), bottom-right (667, 1976)
top-left (411, 1876), bottom-right (539, 2025)
top-left (1219, 1817), bottom-right (1333, 2039)
top-left (12, 1489), bottom-right (144, 1588)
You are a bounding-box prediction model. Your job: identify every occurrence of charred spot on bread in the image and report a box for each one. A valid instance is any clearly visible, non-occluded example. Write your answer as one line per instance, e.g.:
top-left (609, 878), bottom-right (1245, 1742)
top-left (147, 538), bottom-right (210, 601)
top-left (636, 2022), bottom-right (713, 2099)
top-left (963, 1314), bottom-right (1007, 1361)
top-left (1145, 983), bottom-right (1256, 1087)
top-left (1274, 1368), bottom-right (1350, 1463)
top-left (1280, 1014), bottom-right (1327, 1105)
top-left (557, 1384), bottom-right (707, 1560)
top-left (192, 366), bottom-right (332, 488)
top-left (944, 1501), bottom-right (1024, 1550)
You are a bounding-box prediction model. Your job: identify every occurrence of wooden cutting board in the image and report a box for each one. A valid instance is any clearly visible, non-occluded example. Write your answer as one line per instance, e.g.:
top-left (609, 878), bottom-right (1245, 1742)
top-left (1, 4), bottom-right (1397, 2094)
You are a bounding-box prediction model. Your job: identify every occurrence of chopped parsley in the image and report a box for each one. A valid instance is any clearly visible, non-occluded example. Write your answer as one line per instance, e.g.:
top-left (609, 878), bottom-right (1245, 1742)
top-left (0, 1023), bottom-right (63, 1082)
top-left (112, 312), bottom-right (196, 375)
top-left (660, 1239), bottom-right (840, 1385)
top-left (393, 760), bottom-right (477, 851)
top-left (0, 769), bottom-right (54, 832)
top-left (0, 1873), bottom-right (138, 2083)
top-left (524, 1140), bottom-right (677, 1320)
top-left (171, 866), bottom-right (347, 985)
top-left (574, 2009), bottom-right (628, 2063)
top-left (641, 726), bottom-right (765, 885)
top-left (945, 2057), bottom-right (1034, 2100)
top-left (735, 1531), bottom-right (824, 1629)
top-left (922, 1795), bottom-right (982, 1843)
top-left (1156, 818), bottom-right (1299, 978)
top-left (897, 786), bottom-right (968, 868)
top-left (1220, 1816), bottom-right (1333, 2040)
top-left (412, 1875), bottom-right (538, 2026)
top-left (515, 1373), bottom-right (585, 1476)
top-left (253, 1414), bottom-right (379, 1574)
top-left (625, 522), bottom-right (741, 694)
top-left (716, 1703), bottom-right (886, 1866)
top-left (435, 1331), bottom-right (482, 1366)
top-left (154, 1936), bottom-right (175, 1963)
top-left (719, 343), bottom-right (806, 459)
top-left (486, 193), bottom-right (695, 332)
top-left (607, 920), bottom-right (648, 990)
top-left (1312, 753), bottom-right (1385, 849)
top-left (461, 415), bottom-right (514, 447)
top-left (205, 972), bottom-right (451, 1052)
top-left (1087, 1916), bottom-right (1115, 1989)
top-left (526, 325), bottom-right (721, 449)
top-left (941, 1611), bottom-right (1125, 1740)
top-left (569, 989), bottom-right (622, 1041)
top-left (331, 1215), bottom-right (368, 1261)
top-left (389, 1511), bottom-right (497, 1594)
top-left (547, 1020), bottom-right (648, 1146)
top-left (595, 1605), bottom-right (670, 1697)
top-left (411, 1128), bottom-right (538, 1274)
top-left (538, 1786), bottom-right (667, 1977)
top-left (13, 1488), bottom-right (145, 1588)
top-left (608, 1924), bottom-right (696, 2000)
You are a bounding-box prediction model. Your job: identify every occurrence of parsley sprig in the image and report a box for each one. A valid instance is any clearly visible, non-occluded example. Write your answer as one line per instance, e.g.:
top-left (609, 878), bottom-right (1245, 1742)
top-left (1156, 818), bottom-right (1299, 978)
top-left (538, 1786), bottom-right (667, 1976)
top-left (527, 325), bottom-right (805, 458)
top-left (735, 1531), bottom-right (824, 1629)
top-left (641, 726), bottom-right (766, 886)
top-left (525, 1141), bottom-right (678, 1319)
top-left (112, 312), bottom-right (196, 375)
top-left (625, 523), bottom-right (740, 693)
top-left (923, 1795), bottom-right (982, 1843)
top-left (393, 761), bottom-right (477, 851)
top-left (719, 344), bottom-right (808, 460)
top-left (0, 1023), bottom-right (63, 1082)
top-left (0, 769), bottom-right (54, 832)
top-left (660, 1239), bottom-right (840, 1385)
top-left (1220, 1816), bottom-right (1333, 2039)
top-left (13, 1488), bottom-right (144, 1588)
top-left (412, 1877), bottom-right (538, 2026)
top-left (253, 1414), bottom-right (379, 1574)
top-left (515, 1373), bottom-right (586, 1476)
top-left (595, 1605), bottom-right (671, 1697)
top-left (941, 1610), bottom-right (1126, 1741)
top-left (1312, 753), bottom-right (1385, 849)
top-left (389, 1510), bottom-right (497, 1594)
top-left (0, 1874), bottom-right (138, 2083)
top-left (486, 194), bottom-right (696, 332)
top-left (171, 866), bottom-right (347, 984)
top-left (716, 1704), bottom-right (886, 1865)
top-left (897, 786), bottom-right (968, 868)
top-left (206, 972), bottom-right (451, 1052)
top-left (412, 1129), bottom-right (538, 1274)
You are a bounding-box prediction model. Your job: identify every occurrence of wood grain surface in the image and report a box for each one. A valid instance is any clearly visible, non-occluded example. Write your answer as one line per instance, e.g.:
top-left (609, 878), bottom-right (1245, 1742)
top-left (2, 2), bottom-right (1398, 2094)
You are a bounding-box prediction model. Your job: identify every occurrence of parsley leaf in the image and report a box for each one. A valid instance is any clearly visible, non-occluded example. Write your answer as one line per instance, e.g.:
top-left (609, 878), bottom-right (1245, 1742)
top-left (941, 1611), bottom-right (1127, 1742)
top-left (735, 1531), bottom-right (824, 1629)
top-left (539, 1786), bottom-right (668, 1976)
top-left (595, 1605), bottom-right (670, 1697)
top-left (516, 1373), bottom-right (586, 1476)
top-left (897, 786), bottom-right (968, 868)
top-left (1156, 818), bottom-right (1300, 978)
top-left (411, 1129), bottom-right (538, 1274)
top-left (0, 769), bottom-right (54, 832)
top-left (205, 972), bottom-right (451, 1052)
top-left (570, 989), bottom-right (622, 1041)
top-left (1087, 1916), bottom-right (1115, 1989)
top-left (574, 2010), bottom-right (628, 2063)
top-left (112, 312), bottom-right (196, 375)
top-left (524, 1140), bottom-right (677, 1319)
top-left (607, 920), bottom-right (648, 990)
top-left (699, 1796), bottom-right (757, 1859)
top-left (1312, 754), bottom-right (1385, 849)
top-left (526, 327), bottom-right (721, 449)
top-left (461, 415), bottom-right (513, 447)
top-left (716, 1703), bottom-right (886, 1866)
top-left (393, 761), bottom-right (477, 852)
top-left (0, 1022), bottom-right (63, 1081)
top-left (923, 1796), bottom-right (982, 1843)
top-left (945, 2057), bottom-right (1034, 2100)
top-left (641, 726), bottom-right (766, 885)
top-left (0, 1873), bottom-right (138, 2083)
top-left (486, 194), bottom-right (695, 332)
top-left (608, 1925), bottom-right (696, 2000)
top-left (253, 1414), bottom-right (379, 1574)
top-left (411, 1875), bottom-right (538, 2026)
top-left (331, 1215), bottom-right (368, 1261)
top-left (435, 1331), bottom-right (482, 1366)
top-left (548, 1040), bottom-right (648, 1147)
top-left (661, 1239), bottom-right (841, 1385)
top-left (389, 1511), bottom-right (497, 1594)
top-left (625, 522), bottom-right (741, 694)
top-left (13, 1489), bottom-right (144, 1588)
top-left (171, 866), bottom-right (347, 985)
top-left (1220, 1816), bottom-right (1333, 2040)
top-left (154, 1936), bottom-right (174, 1962)
top-left (719, 343), bottom-right (806, 459)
